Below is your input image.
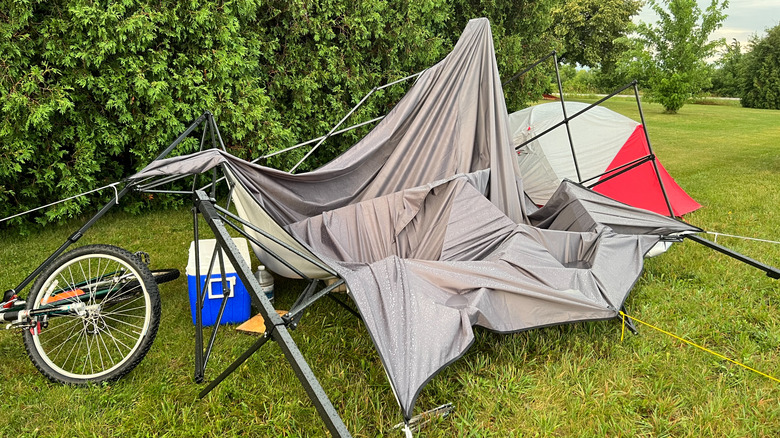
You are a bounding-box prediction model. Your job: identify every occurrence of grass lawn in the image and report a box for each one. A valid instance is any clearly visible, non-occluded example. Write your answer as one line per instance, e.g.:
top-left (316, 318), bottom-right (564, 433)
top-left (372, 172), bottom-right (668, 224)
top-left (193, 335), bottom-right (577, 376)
top-left (1, 100), bottom-right (779, 437)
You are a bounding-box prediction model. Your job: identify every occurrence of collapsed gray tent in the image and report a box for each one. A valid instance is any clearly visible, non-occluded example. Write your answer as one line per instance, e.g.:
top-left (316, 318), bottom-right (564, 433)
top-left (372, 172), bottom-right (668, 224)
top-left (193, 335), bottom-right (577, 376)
top-left (133, 18), bottom-right (698, 419)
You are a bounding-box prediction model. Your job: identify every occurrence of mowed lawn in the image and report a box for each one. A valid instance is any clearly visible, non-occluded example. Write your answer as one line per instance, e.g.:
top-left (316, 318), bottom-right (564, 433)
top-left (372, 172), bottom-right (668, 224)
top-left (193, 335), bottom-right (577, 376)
top-left (0, 100), bottom-right (778, 437)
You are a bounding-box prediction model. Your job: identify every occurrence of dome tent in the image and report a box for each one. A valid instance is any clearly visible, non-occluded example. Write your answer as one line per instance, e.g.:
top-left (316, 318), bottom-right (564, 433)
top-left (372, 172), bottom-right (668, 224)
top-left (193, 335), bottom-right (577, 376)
top-left (509, 102), bottom-right (701, 216)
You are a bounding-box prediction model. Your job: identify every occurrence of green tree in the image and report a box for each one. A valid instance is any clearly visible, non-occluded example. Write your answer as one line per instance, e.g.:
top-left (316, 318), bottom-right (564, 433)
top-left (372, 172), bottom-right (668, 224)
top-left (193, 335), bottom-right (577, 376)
top-left (449, 0), bottom-right (560, 111)
top-left (0, 0), bottom-right (563, 228)
top-left (709, 39), bottom-right (745, 97)
top-left (741, 23), bottom-right (780, 109)
top-left (558, 64), bottom-right (599, 93)
top-left (551, 0), bottom-right (642, 71)
top-left (635, 0), bottom-right (728, 113)
top-left (0, 0), bottom-right (455, 227)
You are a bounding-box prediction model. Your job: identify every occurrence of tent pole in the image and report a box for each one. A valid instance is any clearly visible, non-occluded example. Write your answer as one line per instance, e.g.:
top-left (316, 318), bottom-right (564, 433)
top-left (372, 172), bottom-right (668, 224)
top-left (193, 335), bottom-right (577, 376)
top-left (633, 83), bottom-right (675, 217)
top-left (197, 116), bottom-right (387, 192)
top-left (686, 234), bottom-right (780, 279)
top-left (289, 87), bottom-right (378, 173)
top-left (553, 51), bottom-right (582, 183)
top-left (285, 279), bottom-right (347, 327)
top-left (256, 116), bottom-right (385, 162)
top-left (586, 155), bottom-right (654, 188)
top-left (208, 113), bottom-right (218, 150)
top-left (153, 112), bottom-right (210, 162)
top-left (198, 334), bottom-right (273, 398)
top-left (202, 243), bottom-right (232, 371)
top-left (195, 191), bottom-right (352, 437)
top-left (502, 51), bottom-right (556, 86)
top-left (218, 217), bottom-right (314, 278)
top-left (192, 207), bottom-right (205, 383)
top-left (514, 81), bottom-right (636, 151)
top-left (215, 203), bottom-right (339, 276)
top-left (327, 293), bottom-right (362, 321)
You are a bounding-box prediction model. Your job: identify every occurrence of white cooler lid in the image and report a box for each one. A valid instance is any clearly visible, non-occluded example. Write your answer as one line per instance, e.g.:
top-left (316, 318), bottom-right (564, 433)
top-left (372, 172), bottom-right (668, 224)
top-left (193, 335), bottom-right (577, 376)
top-left (186, 238), bottom-right (251, 277)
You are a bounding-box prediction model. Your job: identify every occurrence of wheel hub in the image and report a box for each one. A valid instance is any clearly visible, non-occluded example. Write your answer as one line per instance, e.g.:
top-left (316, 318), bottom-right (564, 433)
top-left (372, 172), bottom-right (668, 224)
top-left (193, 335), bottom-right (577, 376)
top-left (83, 305), bottom-right (107, 335)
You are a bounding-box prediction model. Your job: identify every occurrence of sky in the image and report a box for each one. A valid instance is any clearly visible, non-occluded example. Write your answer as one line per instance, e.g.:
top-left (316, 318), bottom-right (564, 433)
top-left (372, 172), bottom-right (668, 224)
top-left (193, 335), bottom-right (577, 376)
top-left (636, 0), bottom-right (780, 48)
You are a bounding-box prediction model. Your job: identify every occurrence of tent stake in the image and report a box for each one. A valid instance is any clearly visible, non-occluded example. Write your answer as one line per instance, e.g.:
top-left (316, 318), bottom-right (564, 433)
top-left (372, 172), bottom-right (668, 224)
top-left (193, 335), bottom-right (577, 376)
top-left (620, 306), bottom-right (638, 335)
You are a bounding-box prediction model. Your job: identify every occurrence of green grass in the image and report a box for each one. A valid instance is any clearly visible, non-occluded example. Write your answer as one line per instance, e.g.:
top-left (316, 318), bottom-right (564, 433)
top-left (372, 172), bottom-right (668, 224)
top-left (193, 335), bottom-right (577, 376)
top-left (1, 102), bottom-right (779, 437)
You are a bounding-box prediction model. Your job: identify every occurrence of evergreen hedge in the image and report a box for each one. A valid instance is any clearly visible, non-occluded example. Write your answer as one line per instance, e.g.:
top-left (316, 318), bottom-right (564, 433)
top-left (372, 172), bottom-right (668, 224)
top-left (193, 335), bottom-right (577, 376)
top-left (741, 22), bottom-right (780, 110)
top-left (1, 0), bottom-right (555, 228)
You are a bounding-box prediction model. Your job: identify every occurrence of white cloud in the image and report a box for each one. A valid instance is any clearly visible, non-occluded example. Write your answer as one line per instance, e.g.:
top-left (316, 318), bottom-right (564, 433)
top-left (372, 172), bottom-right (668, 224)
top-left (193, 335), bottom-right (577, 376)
top-left (636, 0), bottom-right (780, 45)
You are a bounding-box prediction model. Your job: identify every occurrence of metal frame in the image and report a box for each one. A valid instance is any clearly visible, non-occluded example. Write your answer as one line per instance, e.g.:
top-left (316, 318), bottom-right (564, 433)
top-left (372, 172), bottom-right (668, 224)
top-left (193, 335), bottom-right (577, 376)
top-left (192, 190), bottom-right (351, 437)
top-left (288, 71), bottom-right (424, 173)
top-left (128, 75), bottom-right (427, 433)
top-left (135, 113), bottom-right (355, 437)
top-left (685, 234), bottom-right (780, 279)
top-left (1, 111), bottom-right (355, 436)
top-left (504, 53), bottom-right (780, 315)
top-left (506, 53), bottom-right (676, 217)
top-left (505, 51), bottom-right (583, 183)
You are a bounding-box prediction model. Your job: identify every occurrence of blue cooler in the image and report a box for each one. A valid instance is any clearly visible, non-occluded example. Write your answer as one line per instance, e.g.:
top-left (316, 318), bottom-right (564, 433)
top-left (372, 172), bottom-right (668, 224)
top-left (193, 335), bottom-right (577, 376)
top-left (187, 238), bottom-right (251, 326)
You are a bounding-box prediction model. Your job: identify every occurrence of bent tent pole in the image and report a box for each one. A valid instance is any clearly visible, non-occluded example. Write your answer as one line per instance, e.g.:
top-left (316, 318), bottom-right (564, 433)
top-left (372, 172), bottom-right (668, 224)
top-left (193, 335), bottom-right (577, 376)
top-left (196, 72), bottom-right (421, 192)
top-left (584, 155), bottom-right (655, 188)
top-left (504, 53), bottom-right (672, 208)
top-left (138, 112), bottom-right (227, 192)
top-left (193, 190), bottom-right (352, 437)
top-left (190, 116), bottom-right (387, 194)
top-left (507, 72), bottom-right (676, 218)
top-left (502, 51), bottom-right (555, 86)
top-left (513, 81), bottom-right (638, 151)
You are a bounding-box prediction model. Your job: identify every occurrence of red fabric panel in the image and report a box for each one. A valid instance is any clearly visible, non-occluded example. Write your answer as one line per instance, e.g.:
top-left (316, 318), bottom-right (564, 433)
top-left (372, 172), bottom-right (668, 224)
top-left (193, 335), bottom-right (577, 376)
top-left (595, 125), bottom-right (701, 216)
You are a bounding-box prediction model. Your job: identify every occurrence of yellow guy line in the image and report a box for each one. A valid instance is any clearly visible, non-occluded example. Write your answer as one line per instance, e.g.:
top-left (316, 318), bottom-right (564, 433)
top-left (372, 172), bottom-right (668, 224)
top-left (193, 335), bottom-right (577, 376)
top-left (619, 311), bottom-right (780, 384)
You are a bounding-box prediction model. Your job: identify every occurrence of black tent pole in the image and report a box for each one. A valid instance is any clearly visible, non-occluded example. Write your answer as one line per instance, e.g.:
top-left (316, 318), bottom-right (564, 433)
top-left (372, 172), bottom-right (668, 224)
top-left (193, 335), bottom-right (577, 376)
top-left (192, 207), bottom-right (205, 383)
top-left (514, 81), bottom-right (637, 151)
top-left (633, 83), bottom-right (675, 217)
top-left (502, 51), bottom-right (556, 86)
top-left (685, 234), bottom-right (780, 279)
top-left (586, 155), bottom-right (654, 188)
top-left (194, 191), bottom-right (352, 437)
top-left (553, 51), bottom-right (582, 183)
top-left (152, 112), bottom-right (210, 162)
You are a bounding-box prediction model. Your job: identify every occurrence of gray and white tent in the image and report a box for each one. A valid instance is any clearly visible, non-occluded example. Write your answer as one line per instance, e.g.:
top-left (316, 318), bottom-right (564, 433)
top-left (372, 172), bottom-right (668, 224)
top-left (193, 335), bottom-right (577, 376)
top-left (133, 18), bottom-right (701, 432)
top-left (508, 101), bottom-right (702, 216)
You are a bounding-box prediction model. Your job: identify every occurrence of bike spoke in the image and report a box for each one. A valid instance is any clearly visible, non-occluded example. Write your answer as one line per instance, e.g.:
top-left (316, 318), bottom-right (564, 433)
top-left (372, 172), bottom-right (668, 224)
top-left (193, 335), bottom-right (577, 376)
top-left (101, 323), bottom-right (133, 352)
top-left (100, 316), bottom-right (144, 337)
top-left (46, 323), bottom-right (83, 362)
top-left (105, 305), bottom-right (148, 317)
top-left (63, 327), bottom-right (85, 373)
top-left (102, 322), bottom-right (131, 357)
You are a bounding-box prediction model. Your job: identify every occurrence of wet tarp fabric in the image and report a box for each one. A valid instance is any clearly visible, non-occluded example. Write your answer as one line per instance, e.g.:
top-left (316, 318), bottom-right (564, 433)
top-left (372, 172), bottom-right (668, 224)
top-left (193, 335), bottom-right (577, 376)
top-left (132, 18), bottom-right (699, 419)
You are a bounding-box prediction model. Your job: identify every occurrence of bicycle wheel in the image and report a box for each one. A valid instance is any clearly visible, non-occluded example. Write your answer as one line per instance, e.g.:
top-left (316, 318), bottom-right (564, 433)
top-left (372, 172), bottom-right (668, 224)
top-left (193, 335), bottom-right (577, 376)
top-left (23, 244), bottom-right (161, 384)
top-left (151, 269), bottom-right (180, 285)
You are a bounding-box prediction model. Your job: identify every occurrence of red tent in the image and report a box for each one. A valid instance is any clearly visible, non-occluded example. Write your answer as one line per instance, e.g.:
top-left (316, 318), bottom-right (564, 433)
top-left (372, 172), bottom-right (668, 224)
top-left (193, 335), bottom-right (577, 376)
top-left (509, 102), bottom-right (701, 216)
